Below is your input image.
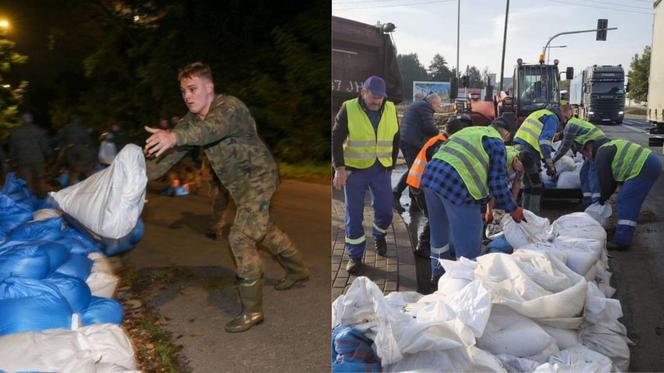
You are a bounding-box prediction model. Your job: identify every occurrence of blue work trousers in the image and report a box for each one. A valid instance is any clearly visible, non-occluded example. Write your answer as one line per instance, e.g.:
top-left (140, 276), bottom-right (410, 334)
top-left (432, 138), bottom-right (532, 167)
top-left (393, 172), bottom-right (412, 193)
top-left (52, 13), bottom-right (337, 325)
top-left (580, 158), bottom-right (601, 207)
top-left (393, 142), bottom-right (420, 198)
top-left (344, 162), bottom-right (393, 259)
top-left (614, 154), bottom-right (662, 246)
top-left (423, 187), bottom-right (482, 278)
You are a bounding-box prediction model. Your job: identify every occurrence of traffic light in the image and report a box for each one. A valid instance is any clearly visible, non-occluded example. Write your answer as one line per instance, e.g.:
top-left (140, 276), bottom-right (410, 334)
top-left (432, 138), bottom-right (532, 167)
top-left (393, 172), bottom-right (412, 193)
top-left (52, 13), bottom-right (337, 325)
top-left (596, 19), bottom-right (608, 41)
top-left (450, 77), bottom-right (458, 100)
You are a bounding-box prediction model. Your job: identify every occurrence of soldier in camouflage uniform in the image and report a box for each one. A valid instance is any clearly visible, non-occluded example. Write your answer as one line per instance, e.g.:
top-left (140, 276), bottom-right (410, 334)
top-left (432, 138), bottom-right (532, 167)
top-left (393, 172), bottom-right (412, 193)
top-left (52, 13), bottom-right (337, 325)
top-left (9, 112), bottom-right (51, 197)
top-left (144, 62), bottom-right (309, 333)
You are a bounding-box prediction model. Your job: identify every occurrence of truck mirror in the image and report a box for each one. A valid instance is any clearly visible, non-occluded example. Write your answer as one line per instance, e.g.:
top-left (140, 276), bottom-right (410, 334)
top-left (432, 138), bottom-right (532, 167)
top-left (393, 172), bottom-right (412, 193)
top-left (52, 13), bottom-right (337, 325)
top-left (565, 67), bottom-right (574, 80)
top-left (625, 82), bottom-right (630, 93)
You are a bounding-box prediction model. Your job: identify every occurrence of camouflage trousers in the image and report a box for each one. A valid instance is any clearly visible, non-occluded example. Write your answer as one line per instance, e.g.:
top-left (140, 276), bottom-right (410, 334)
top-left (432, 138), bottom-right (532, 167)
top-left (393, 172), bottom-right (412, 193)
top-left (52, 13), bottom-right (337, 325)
top-left (210, 177), bottom-right (233, 234)
top-left (228, 188), bottom-right (300, 281)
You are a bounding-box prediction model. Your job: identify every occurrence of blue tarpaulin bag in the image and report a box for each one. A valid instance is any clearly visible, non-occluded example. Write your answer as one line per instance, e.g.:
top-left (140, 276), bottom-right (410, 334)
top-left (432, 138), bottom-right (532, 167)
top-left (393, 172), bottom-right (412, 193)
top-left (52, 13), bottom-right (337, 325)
top-left (62, 228), bottom-right (103, 253)
top-left (332, 325), bottom-right (381, 372)
top-left (81, 296), bottom-right (124, 325)
top-left (57, 236), bottom-right (99, 255)
top-left (7, 217), bottom-right (65, 242)
top-left (0, 193), bottom-right (33, 235)
top-left (44, 273), bottom-right (92, 313)
top-left (0, 242), bottom-right (51, 280)
top-left (101, 218), bottom-right (144, 256)
top-left (55, 254), bottom-right (93, 281)
top-left (1, 173), bottom-right (38, 211)
top-left (0, 277), bottom-right (73, 335)
top-left (486, 235), bottom-right (514, 254)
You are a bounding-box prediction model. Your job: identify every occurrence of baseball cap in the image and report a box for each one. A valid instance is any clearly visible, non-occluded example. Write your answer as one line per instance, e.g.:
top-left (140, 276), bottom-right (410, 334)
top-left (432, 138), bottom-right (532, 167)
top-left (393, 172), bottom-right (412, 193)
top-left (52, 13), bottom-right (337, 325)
top-left (362, 76), bottom-right (388, 98)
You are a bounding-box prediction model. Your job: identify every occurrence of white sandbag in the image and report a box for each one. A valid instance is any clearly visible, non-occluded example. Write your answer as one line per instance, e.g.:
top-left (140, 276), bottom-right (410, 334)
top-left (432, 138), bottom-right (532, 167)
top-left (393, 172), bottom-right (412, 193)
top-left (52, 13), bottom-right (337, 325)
top-left (555, 156), bottom-right (577, 173)
top-left (50, 144), bottom-right (147, 239)
top-left (89, 252), bottom-right (115, 274)
top-left (87, 272), bottom-right (120, 298)
top-left (332, 276), bottom-right (475, 366)
top-left (384, 345), bottom-right (507, 373)
top-left (436, 257), bottom-right (477, 296)
top-left (32, 208), bottom-right (63, 221)
top-left (477, 305), bottom-right (556, 358)
top-left (550, 237), bottom-right (603, 276)
top-left (497, 354), bottom-right (542, 373)
top-left (540, 326), bottom-right (580, 349)
top-left (580, 282), bottom-right (630, 372)
top-left (550, 213), bottom-right (607, 247)
top-left (556, 171), bottom-right (581, 189)
top-left (501, 210), bottom-right (551, 250)
top-left (474, 251), bottom-right (587, 320)
top-left (0, 324), bottom-right (136, 372)
top-left (534, 345), bottom-right (613, 373)
top-left (584, 202), bottom-right (612, 229)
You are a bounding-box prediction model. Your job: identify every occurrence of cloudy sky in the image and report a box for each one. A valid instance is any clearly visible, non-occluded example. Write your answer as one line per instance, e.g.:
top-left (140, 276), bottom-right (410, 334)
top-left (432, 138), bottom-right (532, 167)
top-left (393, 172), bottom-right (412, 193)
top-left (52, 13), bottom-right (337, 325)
top-left (332, 0), bottom-right (654, 81)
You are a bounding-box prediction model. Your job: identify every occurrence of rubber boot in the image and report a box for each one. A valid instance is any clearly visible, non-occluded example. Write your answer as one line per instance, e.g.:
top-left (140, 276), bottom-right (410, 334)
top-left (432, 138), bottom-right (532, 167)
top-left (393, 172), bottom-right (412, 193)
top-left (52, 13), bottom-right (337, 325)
top-left (225, 279), bottom-right (264, 333)
top-left (274, 250), bottom-right (310, 290)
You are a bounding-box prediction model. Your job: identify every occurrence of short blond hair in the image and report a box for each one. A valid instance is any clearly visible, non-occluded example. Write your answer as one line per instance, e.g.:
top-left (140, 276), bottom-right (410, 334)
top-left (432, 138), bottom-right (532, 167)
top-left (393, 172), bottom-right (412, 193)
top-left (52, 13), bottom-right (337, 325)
top-left (178, 62), bottom-right (213, 82)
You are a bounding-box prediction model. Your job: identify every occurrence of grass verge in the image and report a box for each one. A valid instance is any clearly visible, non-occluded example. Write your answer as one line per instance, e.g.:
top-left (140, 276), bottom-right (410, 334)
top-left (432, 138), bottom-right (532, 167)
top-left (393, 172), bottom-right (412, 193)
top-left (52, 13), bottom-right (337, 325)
top-left (278, 162), bottom-right (330, 184)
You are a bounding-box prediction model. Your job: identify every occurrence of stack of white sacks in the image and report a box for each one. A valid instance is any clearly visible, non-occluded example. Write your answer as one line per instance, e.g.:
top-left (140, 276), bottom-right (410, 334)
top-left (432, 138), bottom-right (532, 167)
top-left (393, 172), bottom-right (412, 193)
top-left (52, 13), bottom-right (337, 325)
top-left (541, 142), bottom-right (585, 189)
top-left (332, 210), bottom-right (631, 372)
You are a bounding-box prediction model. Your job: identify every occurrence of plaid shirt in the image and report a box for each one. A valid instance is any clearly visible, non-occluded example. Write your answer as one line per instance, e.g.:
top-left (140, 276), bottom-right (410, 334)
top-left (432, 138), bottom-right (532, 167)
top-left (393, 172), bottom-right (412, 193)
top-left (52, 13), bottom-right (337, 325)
top-left (421, 137), bottom-right (517, 212)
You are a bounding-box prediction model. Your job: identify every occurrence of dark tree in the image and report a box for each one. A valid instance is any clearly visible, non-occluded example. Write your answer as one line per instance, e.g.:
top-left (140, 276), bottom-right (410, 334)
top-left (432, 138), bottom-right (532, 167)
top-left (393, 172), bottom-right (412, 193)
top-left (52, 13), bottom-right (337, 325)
top-left (397, 53), bottom-right (428, 101)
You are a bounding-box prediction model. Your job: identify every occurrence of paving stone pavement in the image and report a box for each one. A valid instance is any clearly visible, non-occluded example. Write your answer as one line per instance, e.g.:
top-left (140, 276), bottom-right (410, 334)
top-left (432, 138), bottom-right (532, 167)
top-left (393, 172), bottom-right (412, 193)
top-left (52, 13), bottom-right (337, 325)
top-left (331, 193), bottom-right (417, 301)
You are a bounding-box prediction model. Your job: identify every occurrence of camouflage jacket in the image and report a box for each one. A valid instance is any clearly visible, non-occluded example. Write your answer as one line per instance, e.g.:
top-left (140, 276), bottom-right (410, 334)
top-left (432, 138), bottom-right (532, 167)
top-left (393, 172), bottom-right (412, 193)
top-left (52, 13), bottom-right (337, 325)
top-left (146, 94), bottom-right (278, 200)
top-left (9, 122), bottom-right (50, 166)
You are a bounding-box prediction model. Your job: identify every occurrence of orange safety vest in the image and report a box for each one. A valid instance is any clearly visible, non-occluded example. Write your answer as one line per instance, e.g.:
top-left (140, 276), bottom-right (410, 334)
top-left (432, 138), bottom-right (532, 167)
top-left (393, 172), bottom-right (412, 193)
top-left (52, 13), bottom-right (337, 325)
top-left (406, 133), bottom-right (448, 189)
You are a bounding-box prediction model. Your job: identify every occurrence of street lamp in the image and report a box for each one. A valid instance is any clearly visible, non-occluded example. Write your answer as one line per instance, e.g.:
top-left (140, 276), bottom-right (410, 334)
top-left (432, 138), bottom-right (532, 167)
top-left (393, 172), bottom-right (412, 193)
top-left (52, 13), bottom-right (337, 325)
top-left (0, 19), bottom-right (10, 31)
top-left (546, 45), bottom-right (567, 64)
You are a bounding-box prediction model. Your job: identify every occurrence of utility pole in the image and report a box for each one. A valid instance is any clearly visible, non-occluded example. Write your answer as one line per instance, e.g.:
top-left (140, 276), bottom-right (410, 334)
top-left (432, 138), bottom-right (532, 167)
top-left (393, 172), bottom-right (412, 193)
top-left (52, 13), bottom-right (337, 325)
top-left (456, 0), bottom-right (460, 79)
top-left (499, 0), bottom-right (510, 91)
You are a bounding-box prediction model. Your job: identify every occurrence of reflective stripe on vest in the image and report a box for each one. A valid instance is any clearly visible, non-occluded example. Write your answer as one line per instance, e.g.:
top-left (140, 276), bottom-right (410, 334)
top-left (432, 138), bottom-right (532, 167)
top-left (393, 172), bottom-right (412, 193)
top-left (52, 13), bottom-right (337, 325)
top-left (514, 109), bottom-right (553, 159)
top-left (566, 117), bottom-right (605, 147)
top-left (406, 134), bottom-right (447, 189)
top-left (343, 98), bottom-right (399, 169)
top-left (432, 126), bottom-right (503, 200)
top-left (602, 139), bottom-right (652, 182)
top-left (505, 145), bottom-right (520, 172)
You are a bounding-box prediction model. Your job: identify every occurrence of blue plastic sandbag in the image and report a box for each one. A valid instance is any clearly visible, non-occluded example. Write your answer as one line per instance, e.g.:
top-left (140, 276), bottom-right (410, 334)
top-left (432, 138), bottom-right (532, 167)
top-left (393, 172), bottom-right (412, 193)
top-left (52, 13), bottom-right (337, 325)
top-left (81, 296), bottom-right (124, 325)
top-left (332, 325), bottom-right (381, 372)
top-left (63, 228), bottom-right (103, 253)
top-left (0, 193), bottom-right (33, 234)
top-left (0, 277), bottom-right (73, 335)
top-left (55, 254), bottom-right (93, 281)
top-left (101, 218), bottom-right (144, 256)
top-left (44, 273), bottom-right (92, 313)
top-left (7, 217), bottom-right (65, 242)
top-left (57, 236), bottom-right (99, 255)
top-left (0, 243), bottom-right (51, 280)
top-left (486, 235), bottom-right (514, 254)
top-left (1, 173), bottom-right (38, 211)
top-left (37, 241), bottom-right (70, 270)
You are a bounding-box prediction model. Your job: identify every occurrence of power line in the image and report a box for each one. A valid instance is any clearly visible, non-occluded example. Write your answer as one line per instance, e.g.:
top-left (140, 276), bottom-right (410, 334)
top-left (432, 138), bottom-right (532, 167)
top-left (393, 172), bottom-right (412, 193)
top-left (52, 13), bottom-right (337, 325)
top-left (334, 0), bottom-right (455, 11)
top-left (580, 0), bottom-right (652, 11)
top-left (545, 0), bottom-right (653, 15)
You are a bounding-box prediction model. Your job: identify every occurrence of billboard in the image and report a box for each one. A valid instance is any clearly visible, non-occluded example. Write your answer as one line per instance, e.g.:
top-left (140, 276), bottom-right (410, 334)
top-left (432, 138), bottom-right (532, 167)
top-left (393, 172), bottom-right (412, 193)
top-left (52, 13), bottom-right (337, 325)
top-left (413, 81), bottom-right (450, 102)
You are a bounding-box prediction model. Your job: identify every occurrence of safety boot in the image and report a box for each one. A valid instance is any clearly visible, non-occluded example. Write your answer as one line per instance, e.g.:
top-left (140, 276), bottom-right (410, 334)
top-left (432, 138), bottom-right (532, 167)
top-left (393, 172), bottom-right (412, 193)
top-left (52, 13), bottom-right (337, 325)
top-left (225, 279), bottom-right (264, 333)
top-left (274, 250), bottom-right (310, 290)
top-left (375, 236), bottom-right (387, 257)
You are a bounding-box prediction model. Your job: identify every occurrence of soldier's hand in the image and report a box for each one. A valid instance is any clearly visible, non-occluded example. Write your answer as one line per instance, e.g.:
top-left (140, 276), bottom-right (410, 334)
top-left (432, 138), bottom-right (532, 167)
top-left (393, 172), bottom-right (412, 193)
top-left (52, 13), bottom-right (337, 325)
top-left (333, 167), bottom-right (348, 190)
top-left (145, 126), bottom-right (177, 158)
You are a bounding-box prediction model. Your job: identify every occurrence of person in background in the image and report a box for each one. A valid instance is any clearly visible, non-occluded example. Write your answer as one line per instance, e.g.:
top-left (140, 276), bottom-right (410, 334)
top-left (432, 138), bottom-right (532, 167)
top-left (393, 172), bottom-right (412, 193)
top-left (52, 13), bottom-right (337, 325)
top-left (582, 138), bottom-right (661, 251)
top-left (98, 132), bottom-right (117, 167)
top-left (8, 112), bottom-right (51, 197)
top-left (392, 93), bottom-right (442, 213)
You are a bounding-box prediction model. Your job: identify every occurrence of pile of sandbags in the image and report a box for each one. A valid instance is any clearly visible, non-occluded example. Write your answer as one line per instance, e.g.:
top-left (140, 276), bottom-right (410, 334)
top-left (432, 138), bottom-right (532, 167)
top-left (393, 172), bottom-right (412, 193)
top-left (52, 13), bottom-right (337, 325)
top-left (541, 142), bottom-right (585, 190)
top-left (0, 172), bottom-right (140, 372)
top-left (332, 209), bottom-right (630, 372)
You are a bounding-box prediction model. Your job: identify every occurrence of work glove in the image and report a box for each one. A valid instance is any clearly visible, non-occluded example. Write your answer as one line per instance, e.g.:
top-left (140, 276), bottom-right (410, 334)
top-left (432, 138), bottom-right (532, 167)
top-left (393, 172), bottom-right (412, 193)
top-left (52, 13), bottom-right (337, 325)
top-left (510, 207), bottom-right (527, 223)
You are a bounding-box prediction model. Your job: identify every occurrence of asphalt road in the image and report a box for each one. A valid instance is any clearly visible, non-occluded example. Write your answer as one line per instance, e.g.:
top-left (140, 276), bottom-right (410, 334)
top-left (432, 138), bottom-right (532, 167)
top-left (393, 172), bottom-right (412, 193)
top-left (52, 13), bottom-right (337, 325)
top-left (125, 180), bottom-right (330, 373)
top-left (393, 118), bottom-right (664, 370)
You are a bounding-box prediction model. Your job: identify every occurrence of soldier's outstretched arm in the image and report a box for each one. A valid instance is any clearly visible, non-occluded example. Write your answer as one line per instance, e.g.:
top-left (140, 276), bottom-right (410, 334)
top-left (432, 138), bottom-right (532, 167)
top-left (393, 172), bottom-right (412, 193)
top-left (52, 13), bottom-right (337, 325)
top-left (145, 147), bottom-right (189, 181)
top-left (171, 105), bottom-right (234, 146)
